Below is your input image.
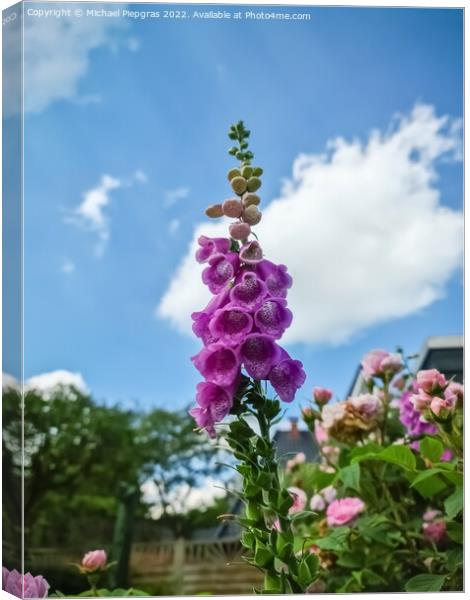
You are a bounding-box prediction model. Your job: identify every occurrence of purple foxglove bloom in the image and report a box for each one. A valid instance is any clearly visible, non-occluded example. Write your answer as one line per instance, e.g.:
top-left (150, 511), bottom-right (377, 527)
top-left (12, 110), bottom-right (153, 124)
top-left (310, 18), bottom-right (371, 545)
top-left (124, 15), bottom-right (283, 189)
top-left (239, 240), bottom-right (264, 265)
top-left (190, 381), bottom-right (236, 438)
top-left (230, 271), bottom-right (268, 311)
top-left (195, 235), bottom-right (230, 263)
top-left (209, 306), bottom-right (253, 344)
top-left (256, 260), bottom-right (293, 298)
top-left (202, 252), bottom-right (240, 294)
top-left (254, 298), bottom-right (293, 339)
top-left (192, 289), bottom-right (230, 344)
top-left (399, 390), bottom-right (437, 437)
top-left (269, 358), bottom-right (306, 403)
top-left (192, 311), bottom-right (218, 346)
top-left (3, 568), bottom-right (49, 599)
top-left (189, 406), bottom-right (216, 438)
top-left (192, 343), bottom-right (240, 387)
top-left (240, 334), bottom-right (280, 380)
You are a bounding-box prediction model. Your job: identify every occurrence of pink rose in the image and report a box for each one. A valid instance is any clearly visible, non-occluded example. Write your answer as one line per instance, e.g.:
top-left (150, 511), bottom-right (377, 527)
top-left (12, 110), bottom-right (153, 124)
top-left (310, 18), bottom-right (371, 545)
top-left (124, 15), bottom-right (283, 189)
top-left (2, 568), bottom-right (49, 599)
top-left (393, 376), bottom-right (407, 391)
top-left (416, 369), bottom-right (447, 395)
top-left (361, 349), bottom-right (403, 378)
top-left (447, 381), bottom-right (464, 401)
top-left (287, 486), bottom-right (307, 514)
top-left (326, 497), bottom-right (365, 527)
top-left (313, 387), bottom-right (333, 406)
top-left (81, 549), bottom-right (107, 572)
top-left (349, 393), bottom-right (381, 416)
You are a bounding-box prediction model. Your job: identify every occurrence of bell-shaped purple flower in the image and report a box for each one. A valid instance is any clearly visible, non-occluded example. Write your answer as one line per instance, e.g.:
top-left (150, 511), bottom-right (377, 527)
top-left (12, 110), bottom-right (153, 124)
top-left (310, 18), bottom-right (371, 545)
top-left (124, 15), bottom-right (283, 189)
top-left (239, 240), bottom-right (263, 265)
top-left (192, 343), bottom-right (240, 387)
top-left (240, 334), bottom-right (280, 380)
top-left (209, 306), bottom-right (253, 344)
top-left (192, 289), bottom-right (230, 344)
top-left (269, 358), bottom-right (306, 403)
top-left (230, 271), bottom-right (268, 311)
top-left (254, 298), bottom-right (293, 339)
top-left (195, 236), bottom-right (230, 263)
top-left (202, 252), bottom-right (240, 294)
top-left (257, 260), bottom-right (293, 298)
top-left (190, 380), bottom-right (237, 438)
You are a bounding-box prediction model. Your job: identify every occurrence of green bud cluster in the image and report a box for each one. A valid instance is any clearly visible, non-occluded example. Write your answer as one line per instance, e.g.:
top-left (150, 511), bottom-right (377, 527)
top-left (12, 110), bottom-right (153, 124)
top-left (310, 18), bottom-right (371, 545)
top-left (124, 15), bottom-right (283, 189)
top-left (223, 380), bottom-right (319, 593)
top-left (204, 121), bottom-right (265, 240)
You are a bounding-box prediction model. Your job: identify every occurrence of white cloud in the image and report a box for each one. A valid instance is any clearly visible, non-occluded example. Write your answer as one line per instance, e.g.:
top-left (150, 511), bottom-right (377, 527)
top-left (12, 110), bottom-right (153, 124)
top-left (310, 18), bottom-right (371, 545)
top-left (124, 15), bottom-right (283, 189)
top-left (3, 370), bottom-right (88, 397)
top-left (168, 218), bottom-right (181, 237)
top-left (164, 187), bottom-right (190, 208)
top-left (13, 9), bottom-right (133, 115)
top-left (134, 169), bottom-right (149, 184)
top-left (156, 104), bottom-right (463, 346)
top-left (141, 476), bottom-right (227, 519)
top-left (70, 174), bottom-right (121, 257)
top-left (60, 259), bottom-right (76, 274)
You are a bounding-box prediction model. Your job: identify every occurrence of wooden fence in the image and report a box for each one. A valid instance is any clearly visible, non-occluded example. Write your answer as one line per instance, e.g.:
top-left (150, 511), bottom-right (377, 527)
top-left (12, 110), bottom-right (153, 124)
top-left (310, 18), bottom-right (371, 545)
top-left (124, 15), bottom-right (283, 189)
top-left (27, 538), bottom-right (263, 595)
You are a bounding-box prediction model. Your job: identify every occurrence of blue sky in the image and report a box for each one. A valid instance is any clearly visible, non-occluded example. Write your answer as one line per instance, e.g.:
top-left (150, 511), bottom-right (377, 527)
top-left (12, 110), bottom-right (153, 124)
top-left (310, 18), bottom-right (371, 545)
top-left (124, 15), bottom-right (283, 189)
top-left (19, 4), bottom-right (463, 414)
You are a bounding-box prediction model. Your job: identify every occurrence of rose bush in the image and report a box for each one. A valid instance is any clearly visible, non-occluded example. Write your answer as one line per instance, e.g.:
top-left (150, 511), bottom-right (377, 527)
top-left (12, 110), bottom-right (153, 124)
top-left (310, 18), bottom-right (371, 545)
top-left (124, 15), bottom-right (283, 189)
top-left (189, 124), bottom-right (463, 593)
top-left (286, 352), bottom-right (463, 593)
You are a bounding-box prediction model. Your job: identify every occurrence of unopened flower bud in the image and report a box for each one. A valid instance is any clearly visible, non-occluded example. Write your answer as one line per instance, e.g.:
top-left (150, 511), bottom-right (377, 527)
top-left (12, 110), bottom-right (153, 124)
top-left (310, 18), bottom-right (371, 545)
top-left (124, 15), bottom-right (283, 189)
top-left (252, 167), bottom-right (263, 177)
top-left (242, 205), bottom-right (262, 225)
top-left (222, 199), bottom-right (243, 218)
top-left (241, 165), bottom-right (253, 179)
top-left (239, 240), bottom-right (263, 264)
top-left (231, 176), bottom-right (247, 195)
top-left (246, 177), bottom-right (261, 192)
top-left (227, 168), bottom-right (241, 181)
top-left (229, 222), bottom-right (251, 240)
top-left (243, 193), bottom-right (261, 207)
top-left (205, 203), bottom-right (224, 218)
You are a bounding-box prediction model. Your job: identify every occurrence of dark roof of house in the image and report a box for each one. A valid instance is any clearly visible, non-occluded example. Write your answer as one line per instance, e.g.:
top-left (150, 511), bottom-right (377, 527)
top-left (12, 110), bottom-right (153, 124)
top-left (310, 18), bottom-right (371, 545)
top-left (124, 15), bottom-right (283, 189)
top-left (273, 428), bottom-right (319, 463)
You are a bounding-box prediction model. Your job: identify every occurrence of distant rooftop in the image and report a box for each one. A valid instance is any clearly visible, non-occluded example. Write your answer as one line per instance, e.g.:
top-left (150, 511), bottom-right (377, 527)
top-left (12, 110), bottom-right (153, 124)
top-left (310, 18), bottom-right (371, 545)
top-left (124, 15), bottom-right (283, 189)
top-left (273, 417), bottom-right (319, 464)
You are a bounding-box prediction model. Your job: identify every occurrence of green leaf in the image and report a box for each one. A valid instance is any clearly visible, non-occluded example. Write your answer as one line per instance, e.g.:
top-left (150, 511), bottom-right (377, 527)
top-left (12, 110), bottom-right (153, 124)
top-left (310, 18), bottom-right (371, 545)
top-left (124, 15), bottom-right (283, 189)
top-left (411, 468), bottom-right (441, 487)
top-left (446, 547), bottom-right (463, 572)
top-left (378, 445), bottom-right (416, 470)
top-left (444, 486), bottom-right (463, 519)
top-left (315, 527), bottom-right (350, 551)
top-left (339, 463), bottom-right (361, 491)
top-left (446, 521), bottom-right (463, 543)
top-left (420, 436), bottom-right (444, 463)
top-left (405, 574), bottom-right (446, 592)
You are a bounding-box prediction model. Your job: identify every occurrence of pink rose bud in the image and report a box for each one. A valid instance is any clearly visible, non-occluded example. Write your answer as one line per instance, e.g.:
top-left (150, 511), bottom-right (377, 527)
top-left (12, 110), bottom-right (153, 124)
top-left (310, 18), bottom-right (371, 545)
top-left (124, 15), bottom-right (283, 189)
top-left (313, 387), bottom-right (333, 406)
top-left (423, 520), bottom-right (447, 544)
top-left (287, 486), bottom-right (307, 514)
top-left (447, 381), bottom-right (463, 401)
top-left (321, 485), bottom-right (337, 504)
top-left (423, 509), bottom-right (441, 522)
top-left (416, 369), bottom-right (447, 395)
top-left (410, 390), bottom-right (432, 411)
top-left (81, 549), bottom-right (107, 572)
top-left (310, 494), bottom-right (326, 512)
top-left (222, 198), bottom-right (243, 218)
top-left (229, 222), bottom-right (251, 240)
top-left (430, 395), bottom-right (454, 418)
